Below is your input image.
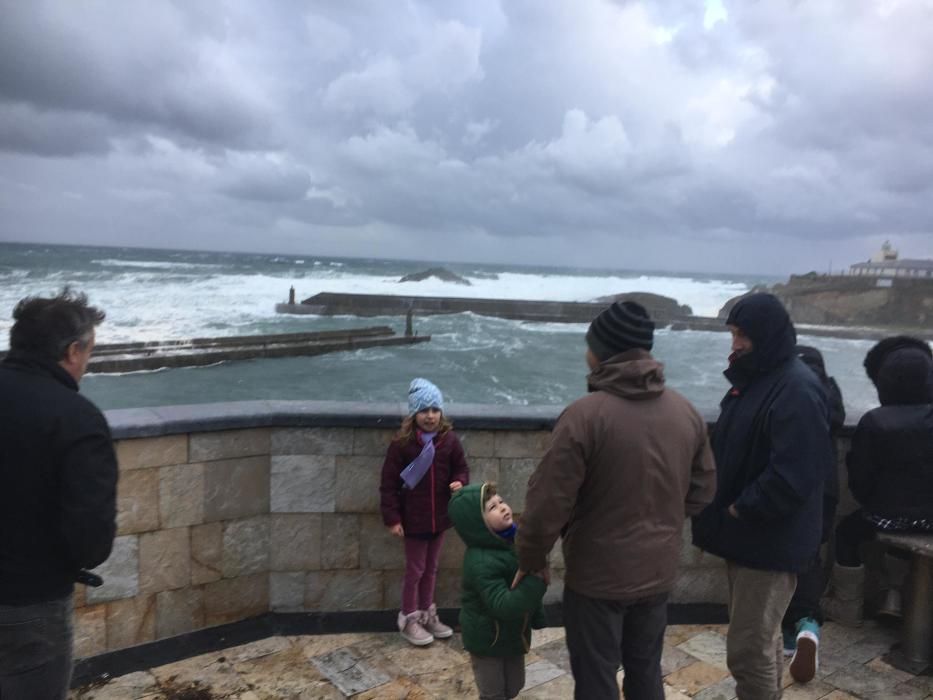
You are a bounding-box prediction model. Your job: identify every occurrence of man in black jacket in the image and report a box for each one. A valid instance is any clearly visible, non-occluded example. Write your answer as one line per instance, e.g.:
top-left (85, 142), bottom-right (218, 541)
top-left (0, 290), bottom-right (118, 700)
top-left (693, 294), bottom-right (831, 700)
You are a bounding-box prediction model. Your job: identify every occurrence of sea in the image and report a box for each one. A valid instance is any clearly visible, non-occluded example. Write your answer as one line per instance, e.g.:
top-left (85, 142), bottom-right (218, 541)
top-left (0, 242), bottom-right (881, 419)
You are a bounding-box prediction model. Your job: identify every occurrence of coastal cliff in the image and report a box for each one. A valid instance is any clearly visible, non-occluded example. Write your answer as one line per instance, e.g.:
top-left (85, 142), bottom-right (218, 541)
top-left (720, 275), bottom-right (933, 327)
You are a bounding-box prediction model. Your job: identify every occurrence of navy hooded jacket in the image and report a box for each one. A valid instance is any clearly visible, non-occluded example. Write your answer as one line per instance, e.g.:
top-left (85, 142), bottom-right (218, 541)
top-left (692, 294), bottom-right (832, 573)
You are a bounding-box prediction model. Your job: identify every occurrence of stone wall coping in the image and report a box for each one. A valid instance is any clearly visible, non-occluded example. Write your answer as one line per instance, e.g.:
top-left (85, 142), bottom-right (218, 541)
top-left (105, 400), bottom-right (856, 440)
top-left (105, 401), bottom-right (567, 439)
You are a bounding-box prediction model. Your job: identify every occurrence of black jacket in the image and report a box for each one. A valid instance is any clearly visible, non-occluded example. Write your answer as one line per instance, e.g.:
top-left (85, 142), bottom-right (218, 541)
top-left (796, 345), bottom-right (846, 507)
top-left (0, 353), bottom-right (118, 604)
top-left (692, 295), bottom-right (832, 573)
top-left (847, 345), bottom-right (933, 519)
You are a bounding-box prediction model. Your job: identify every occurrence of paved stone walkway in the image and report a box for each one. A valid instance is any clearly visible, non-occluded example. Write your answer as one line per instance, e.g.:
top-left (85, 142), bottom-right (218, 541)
top-left (71, 621), bottom-right (932, 699)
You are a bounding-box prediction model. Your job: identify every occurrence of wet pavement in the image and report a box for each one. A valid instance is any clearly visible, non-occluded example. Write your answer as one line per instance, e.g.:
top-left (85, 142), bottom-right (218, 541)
top-left (70, 620), bottom-right (931, 699)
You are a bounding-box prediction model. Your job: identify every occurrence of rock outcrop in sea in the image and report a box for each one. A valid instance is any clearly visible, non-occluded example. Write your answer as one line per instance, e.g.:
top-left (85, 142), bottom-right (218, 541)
top-left (398, 268), bottom-right (471, 285)
top-left (591, 292), bottom-right (693, 319)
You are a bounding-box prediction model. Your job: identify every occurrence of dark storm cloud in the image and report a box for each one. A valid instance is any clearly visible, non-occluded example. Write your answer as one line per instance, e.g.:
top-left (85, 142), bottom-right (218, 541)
top-left (0, 103), bottom-right (112, 157)
top-left (1, 0), bottom-right (932, 273)
top-left (0, 1), bottom-right (273, 148)
top-left (218, 163), bottom-right (312, 203)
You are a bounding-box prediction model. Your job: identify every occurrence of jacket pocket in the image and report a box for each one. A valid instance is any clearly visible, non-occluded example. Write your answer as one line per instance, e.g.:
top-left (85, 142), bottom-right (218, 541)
top-left (462, 610), bottom-right (498, 653)
top-left (691, 505), bottom-right (724, 548)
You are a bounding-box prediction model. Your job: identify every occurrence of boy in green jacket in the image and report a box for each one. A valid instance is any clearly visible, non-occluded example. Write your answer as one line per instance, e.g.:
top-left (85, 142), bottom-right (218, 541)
top-left (449, 483), bottom-right (547, 700)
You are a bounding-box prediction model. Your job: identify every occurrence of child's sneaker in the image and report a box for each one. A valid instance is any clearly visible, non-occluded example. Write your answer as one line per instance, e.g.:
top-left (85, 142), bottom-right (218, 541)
top-left (422, 603), bottom-right (453, 639)
top-left (398, 611), bottom-right (434, 646)
top-left (789, 617), bottom-right (820, 683)
top-left (782, 626), bottom-right (797, 657)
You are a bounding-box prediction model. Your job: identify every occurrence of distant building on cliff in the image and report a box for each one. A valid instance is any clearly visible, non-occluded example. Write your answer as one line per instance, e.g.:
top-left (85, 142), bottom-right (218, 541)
top-left (849, 241), bottom-right (933, 279)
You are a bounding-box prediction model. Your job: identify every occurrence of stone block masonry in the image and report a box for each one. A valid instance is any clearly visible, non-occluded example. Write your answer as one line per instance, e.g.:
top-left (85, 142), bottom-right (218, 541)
top-left (74, 401), bottom-right (855, 660)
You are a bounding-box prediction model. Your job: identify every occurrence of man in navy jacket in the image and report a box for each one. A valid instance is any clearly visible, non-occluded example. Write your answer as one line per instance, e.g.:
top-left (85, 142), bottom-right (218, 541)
top-left (0, 290), bottom-right (118, 700)
top-left (693, 294), bottom-right (831, 700)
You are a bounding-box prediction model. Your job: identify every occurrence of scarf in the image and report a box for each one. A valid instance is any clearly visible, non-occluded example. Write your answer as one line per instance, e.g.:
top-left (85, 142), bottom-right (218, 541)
top-left (400, 431), bottom-right (437, 490)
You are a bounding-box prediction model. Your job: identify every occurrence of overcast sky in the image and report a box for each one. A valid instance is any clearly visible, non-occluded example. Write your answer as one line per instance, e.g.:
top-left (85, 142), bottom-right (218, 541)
top-left (1, 0), bottom-right (932, 275)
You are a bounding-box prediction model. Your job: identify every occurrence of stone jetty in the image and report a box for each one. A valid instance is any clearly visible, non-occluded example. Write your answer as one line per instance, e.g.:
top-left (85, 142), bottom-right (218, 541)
top-left (278, 291), bottom-right (691, 324)
top-left (277, 291), bottom-right (932, 341)
top-left (0, 327), bottom-right (432, 374)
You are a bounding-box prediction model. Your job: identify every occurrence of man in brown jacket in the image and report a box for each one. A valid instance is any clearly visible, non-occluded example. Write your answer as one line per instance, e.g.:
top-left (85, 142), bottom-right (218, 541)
top-left (515, 301), bottom-right (716, 700)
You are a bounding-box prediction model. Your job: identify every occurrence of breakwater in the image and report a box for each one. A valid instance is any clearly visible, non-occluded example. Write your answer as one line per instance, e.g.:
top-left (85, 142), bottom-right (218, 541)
top-left (279, 291), bottom-right (689, 323)
top-left (0, 327), bottom-right (431, 374)
top-left (668, 318), bottom-right (931, 341)
top-left (278, 292), bottom-right (927, 342)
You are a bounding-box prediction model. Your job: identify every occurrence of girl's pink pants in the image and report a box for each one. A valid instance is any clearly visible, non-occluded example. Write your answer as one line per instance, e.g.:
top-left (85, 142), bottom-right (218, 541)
top-left (402, 532), bottom-right (445, 614)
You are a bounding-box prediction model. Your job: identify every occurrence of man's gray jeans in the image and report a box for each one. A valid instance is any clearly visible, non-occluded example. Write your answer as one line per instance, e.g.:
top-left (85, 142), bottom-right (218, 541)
top-left (0, 595), bottom-right (74, 700)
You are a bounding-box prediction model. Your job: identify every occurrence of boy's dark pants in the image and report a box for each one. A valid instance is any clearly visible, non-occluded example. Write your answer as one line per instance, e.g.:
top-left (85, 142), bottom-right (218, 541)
top-left (783, 500), bottom-right (837, 628)
top-left (0, 594), bottom-right (74, 700)
top-left (469, 654), bottom-right (525, 700)
top-left (564, 587), bottom-right (667, 700)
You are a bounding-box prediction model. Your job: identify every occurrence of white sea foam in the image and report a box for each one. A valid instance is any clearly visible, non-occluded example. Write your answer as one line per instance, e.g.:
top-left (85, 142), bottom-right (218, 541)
top-left (0, 271), bottom-right (297, 347)
top-left (0, 246), bottom-right (886, 418)
top-left (0, 259), bottom-right (746, 348)
top-left (91, 258), bottom-right (224, 271)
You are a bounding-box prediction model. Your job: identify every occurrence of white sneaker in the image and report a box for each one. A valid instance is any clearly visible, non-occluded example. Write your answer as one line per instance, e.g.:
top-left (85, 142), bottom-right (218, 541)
top-left (422, 604), bottom-right (453, 639)
top-left (789, 618), bottom-right (820, 684)
top-left (398, 611), bottom-right (434, 646)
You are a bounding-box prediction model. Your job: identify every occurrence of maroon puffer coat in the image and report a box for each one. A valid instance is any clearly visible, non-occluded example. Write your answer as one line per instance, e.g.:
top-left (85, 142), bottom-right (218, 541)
top-left (380, 430), bottom-right (470, 536)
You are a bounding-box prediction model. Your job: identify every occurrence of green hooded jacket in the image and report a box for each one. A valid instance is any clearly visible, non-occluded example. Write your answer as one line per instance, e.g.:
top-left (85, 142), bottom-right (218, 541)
top-left (448, 484), bottom-right (547, 657)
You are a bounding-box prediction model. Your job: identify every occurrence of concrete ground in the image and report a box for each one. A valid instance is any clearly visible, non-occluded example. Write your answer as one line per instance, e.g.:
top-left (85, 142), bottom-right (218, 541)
top-left (70, 621), bottom-right (932, 700)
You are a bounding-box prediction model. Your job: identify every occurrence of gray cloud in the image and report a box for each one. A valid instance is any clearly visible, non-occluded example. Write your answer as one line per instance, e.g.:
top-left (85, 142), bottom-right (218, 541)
top-left (1, 0), bottom-right (932, 274)
top-left (0, 1), bottom-right (273, 147)
top-left (0, 103), bottom-right (113, 157)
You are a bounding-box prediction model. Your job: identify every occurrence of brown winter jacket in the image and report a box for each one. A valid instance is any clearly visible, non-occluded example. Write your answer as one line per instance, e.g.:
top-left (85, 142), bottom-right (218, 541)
top-left (516, 349), bottom-right (717, 601)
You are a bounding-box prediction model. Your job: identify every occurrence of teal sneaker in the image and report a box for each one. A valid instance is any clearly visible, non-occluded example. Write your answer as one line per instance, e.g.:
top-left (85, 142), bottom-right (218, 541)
top-left (782, 627), bottom-right (796, 657)
top-left (790, 617), bottom-right (820, 683)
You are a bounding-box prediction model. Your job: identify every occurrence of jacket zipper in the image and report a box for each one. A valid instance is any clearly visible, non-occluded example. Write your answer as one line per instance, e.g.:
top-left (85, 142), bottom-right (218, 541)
top-left (430, 453), bottom-right (436, 532)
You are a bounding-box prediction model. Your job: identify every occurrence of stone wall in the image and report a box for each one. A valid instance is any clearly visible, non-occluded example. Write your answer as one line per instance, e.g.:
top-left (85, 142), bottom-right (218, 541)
top-left (72, 402), bottom-right (853, 659)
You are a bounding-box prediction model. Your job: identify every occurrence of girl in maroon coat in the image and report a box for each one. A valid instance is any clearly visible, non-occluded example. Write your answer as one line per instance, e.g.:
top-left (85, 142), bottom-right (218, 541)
top-left (380, 378), bottom-right (470, 646)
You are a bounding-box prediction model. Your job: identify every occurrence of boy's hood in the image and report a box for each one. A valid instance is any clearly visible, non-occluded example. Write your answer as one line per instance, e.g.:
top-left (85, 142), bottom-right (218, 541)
top-left (449, 484), bottom-right (512, 550)
top-left (876, 347), bottom-right (933, 405)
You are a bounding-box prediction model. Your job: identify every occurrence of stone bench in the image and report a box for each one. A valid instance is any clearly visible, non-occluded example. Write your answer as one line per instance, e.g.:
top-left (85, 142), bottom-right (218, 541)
top-left (875, 532), bottom-right (933, 669)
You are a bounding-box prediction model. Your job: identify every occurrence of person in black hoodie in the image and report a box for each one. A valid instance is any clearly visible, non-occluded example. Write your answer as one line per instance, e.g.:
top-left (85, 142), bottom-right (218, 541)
top-left (781, 346), bottom-right (846, 683)
top-left (0, 290), bottom-right (118, 700)
top-left (822, 336), bottom-right (933, 628)
top-left (693, 294), bottom-right (832, 700)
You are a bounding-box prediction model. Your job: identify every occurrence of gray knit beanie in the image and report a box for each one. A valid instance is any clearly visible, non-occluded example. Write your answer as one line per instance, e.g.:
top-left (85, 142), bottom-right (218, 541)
top-left (586, 301), bottom-right (655, 361)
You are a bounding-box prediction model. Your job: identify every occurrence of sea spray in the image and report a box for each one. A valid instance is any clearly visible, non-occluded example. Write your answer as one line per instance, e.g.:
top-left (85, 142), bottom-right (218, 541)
top-left (0, 242), bottom-right (879, 417)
